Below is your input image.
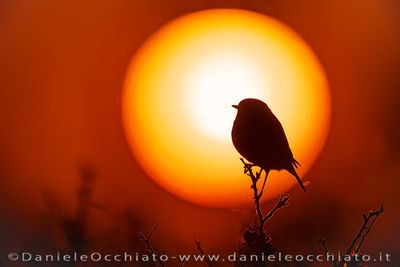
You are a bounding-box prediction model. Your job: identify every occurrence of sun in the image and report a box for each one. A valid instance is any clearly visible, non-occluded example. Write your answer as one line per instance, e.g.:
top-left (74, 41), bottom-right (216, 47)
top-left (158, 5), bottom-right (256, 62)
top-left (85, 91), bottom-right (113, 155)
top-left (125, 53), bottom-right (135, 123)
top-left (122, 9), bottom-right (331, 207)
top-left (188, 54), bottom-right (269, 139)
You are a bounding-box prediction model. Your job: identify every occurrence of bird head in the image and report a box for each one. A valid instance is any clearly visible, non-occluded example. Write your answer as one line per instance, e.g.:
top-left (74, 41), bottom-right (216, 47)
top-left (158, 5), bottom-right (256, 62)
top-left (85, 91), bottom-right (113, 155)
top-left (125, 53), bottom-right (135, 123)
top-left (232, 98), bottom-right (270, 114)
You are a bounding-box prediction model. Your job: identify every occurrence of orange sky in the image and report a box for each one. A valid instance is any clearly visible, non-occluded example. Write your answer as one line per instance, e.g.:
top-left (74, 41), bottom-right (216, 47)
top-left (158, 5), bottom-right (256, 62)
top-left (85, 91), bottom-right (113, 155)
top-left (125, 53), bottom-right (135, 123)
top-left (1, 0), bottom-right (400, 265)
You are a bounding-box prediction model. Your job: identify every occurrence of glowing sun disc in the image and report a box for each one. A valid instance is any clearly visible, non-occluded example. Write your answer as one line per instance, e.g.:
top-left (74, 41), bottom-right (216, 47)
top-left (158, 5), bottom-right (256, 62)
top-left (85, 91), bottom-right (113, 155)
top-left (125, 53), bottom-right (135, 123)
top-left (122, 9), bottom-right (331, 207)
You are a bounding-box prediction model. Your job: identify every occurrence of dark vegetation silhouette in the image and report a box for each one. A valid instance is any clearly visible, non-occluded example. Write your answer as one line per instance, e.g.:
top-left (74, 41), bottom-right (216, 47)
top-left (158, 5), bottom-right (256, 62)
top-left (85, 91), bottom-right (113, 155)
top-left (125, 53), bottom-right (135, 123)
top-left (41, 165), bottom-right (95, 256)
top-left (41, 165), bottom-right (149, 266)
top-left (138, 224), bottom-right (187, 267)
top-left (37, 100), bottom-right (384, 267)
top-left (37, 164), bottom-right (384, 267)
top-left (235, 159), bottom-right (289, 267)
top-left (138, 224), bottom-right (166, 267)
top-left (319, 204), bottom-right (384, 267)
top-left (194, 239), bottom-right (212, 267)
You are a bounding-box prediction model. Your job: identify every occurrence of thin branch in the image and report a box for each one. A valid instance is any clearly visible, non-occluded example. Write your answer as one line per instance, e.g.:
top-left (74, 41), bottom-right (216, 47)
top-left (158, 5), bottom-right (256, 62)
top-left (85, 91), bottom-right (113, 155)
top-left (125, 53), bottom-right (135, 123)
top-left (263, 194), bottom-right (289, 223)
top-left (240, 158), bottom-right (289, 236)
top-left (194, 238), bottom-right (212, 267)
top-left (318, 238), bottom-right (330, 253)
top-left (148, 223), bottom-right (160, 239)
top-left (345, 204), bottom-right (384, 256)
top-left (138, 223), bottom-right (165, 267)
top-left (241, 158), bottom-right (264, 234)
top-left (354, 204), bottom-right (384, 254)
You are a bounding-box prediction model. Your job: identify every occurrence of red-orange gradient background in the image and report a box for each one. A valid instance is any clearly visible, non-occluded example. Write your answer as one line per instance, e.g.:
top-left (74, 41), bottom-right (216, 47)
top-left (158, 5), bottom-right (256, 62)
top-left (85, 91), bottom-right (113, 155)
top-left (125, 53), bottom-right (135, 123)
top-left (0, 0), bottom-right (399, 266)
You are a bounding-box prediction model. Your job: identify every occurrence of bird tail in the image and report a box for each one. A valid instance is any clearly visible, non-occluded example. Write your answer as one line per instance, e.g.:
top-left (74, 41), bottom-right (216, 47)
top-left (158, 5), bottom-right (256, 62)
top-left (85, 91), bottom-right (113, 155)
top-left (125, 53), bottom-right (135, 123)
top-left (288, 165), bottom-right (306, 192)
top-left (293, 158), bottom-right (301, 168)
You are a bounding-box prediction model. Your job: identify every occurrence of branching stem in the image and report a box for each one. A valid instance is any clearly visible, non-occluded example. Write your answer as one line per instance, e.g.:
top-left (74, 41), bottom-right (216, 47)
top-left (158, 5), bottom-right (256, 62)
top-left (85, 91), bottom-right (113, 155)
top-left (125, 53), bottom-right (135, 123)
top-left (345, 204), bottom-right (384, 257)
top-left (138, 223), bottom-right (165, 267)
top-left (240, 158), bottom-right (289, 236)
top-left (320, 204), bottom-right (384, 267)
top-left (194, 238), bottom-right (212, 267)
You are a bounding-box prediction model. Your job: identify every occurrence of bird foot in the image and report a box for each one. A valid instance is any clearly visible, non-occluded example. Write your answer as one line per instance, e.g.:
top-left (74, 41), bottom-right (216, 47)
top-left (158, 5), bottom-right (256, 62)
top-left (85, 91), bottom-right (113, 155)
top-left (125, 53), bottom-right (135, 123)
top-left (240, 158), bottom-right (254, 174)
top-left (243, 163), bottom-right (254, 174)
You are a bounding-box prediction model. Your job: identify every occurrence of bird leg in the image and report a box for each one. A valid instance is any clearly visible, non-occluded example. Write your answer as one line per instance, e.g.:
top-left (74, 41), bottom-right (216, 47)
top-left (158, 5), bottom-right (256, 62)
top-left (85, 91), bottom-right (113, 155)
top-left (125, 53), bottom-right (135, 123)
top-left (258, 169), bottom-right (270, 199)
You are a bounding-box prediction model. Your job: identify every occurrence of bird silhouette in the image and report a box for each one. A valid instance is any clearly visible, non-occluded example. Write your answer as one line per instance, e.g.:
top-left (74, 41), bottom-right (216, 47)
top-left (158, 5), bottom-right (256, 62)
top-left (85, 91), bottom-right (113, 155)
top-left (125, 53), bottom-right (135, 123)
top-left (231, 98), bottom-right (306, 192)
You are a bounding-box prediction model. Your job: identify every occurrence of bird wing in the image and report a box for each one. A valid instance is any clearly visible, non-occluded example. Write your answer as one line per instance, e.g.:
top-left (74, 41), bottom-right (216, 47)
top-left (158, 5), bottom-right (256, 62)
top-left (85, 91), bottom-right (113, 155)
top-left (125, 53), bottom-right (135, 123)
top-left (271, 116), bottom-right (291, 154)
top-left (256, 112), bottom-right (296, 169)
top-left (231, 108), bottom-right (297, 170)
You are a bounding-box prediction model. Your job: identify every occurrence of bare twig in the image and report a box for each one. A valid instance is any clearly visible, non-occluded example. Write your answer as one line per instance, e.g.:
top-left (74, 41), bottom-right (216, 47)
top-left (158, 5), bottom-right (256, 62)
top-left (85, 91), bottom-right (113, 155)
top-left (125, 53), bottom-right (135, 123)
top-left (194, 238), bottom-right (212, 267)
top-left (240, 158), bottom-right (289, 236)
top-left (40, 165), bottom-right (97, 256)
top-left (354, 207), bottom-right (382, 254)
top-left (318, 238), bottom-right (330, 253)
top-left (263, 194), bottom-right (289, 223)
top-left (241, 158), bottom-right (264, 234)
top-left (138, 223), bottom-right (165, 267)
top-left (346, 204), bottom-right (384, 255)
top-left (345, 204), bottom-right (384, 257)
top-left (321, 204), bottom-right (384, 267)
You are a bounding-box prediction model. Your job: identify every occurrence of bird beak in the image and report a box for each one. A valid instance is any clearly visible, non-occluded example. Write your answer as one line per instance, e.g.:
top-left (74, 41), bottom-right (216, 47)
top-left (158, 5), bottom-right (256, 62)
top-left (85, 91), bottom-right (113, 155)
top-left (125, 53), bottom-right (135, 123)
top-left (232, 105), bottom-right (238, 109)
